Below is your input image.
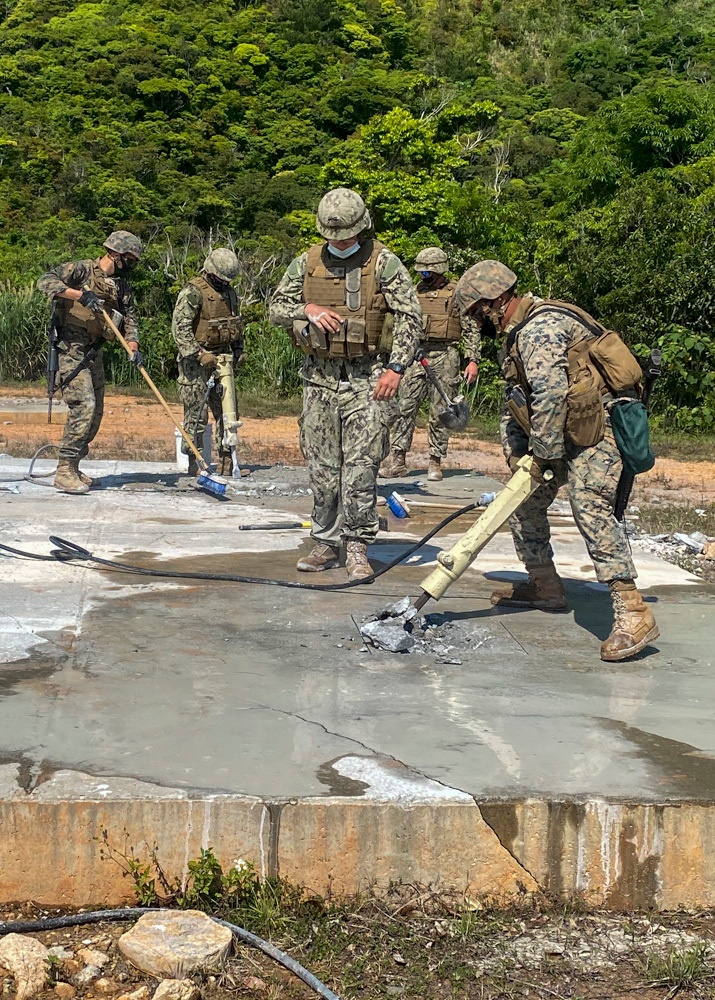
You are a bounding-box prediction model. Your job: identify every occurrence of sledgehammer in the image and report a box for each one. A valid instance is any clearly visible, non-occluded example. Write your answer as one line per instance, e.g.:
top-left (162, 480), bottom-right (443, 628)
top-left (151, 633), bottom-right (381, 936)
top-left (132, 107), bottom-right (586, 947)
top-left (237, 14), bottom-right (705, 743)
top-left (413, 454), bottom-right (553, 611)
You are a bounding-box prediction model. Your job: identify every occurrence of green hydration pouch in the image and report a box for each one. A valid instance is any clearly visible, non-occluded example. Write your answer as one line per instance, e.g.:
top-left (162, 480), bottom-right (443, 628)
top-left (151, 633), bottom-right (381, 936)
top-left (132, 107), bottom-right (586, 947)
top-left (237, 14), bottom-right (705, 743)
top-left (610, 399), bottom-right (655, 475)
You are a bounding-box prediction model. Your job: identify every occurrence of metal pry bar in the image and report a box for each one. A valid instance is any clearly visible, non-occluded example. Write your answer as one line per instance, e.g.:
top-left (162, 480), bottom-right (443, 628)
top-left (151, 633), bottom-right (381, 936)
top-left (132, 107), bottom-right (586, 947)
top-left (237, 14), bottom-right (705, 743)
top-left (415, 455), bottom-right (553, 609)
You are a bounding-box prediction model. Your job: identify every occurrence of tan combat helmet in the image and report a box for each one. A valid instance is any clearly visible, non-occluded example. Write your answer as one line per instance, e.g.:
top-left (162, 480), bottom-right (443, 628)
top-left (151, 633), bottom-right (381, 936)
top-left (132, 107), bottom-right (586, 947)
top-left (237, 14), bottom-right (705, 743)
top-left (415, 247), bottom-right (449, 275)
top-left (203, 248), bottom-right (240, 282)
top-left (456, 259), bottom-right (517, 308)
top-left (316, 188), bottom-right (372, 240)
top-left (104, 231), bottom-right (143, 258)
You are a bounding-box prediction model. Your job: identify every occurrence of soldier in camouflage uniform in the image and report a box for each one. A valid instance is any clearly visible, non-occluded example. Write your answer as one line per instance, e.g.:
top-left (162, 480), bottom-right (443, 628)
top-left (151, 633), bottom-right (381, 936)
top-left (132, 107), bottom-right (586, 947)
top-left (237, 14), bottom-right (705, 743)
top-left (269, 188), bottom-right (421, 580)
top-left (456, 259), bottom-right (660, 662)
top-left (380, 247), bottom-right (481, 482)
top-left (37, 231), bottom-right (143, 494)
top-left (171, 248), bottom-right (244, 477)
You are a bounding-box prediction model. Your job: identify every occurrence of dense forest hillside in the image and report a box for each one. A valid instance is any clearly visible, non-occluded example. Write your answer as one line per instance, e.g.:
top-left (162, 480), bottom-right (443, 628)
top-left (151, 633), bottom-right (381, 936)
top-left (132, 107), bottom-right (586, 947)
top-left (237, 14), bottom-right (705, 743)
top-left (1, 0), bottom-right (714, 424)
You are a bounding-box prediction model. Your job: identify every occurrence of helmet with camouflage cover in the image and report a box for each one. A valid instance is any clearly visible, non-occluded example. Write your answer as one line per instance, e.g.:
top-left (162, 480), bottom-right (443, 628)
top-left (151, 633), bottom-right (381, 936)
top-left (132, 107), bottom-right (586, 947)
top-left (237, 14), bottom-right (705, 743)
top-left (415, 247), bottom-right (449, 275)
top-left (104, 231), bottom-right (143, 258)
top-left (456, 260), bottom-right (517, 308)
top-left (316, 188), bottom-right (372, 240)
top-left (202, 248), bottom-right (239, 282)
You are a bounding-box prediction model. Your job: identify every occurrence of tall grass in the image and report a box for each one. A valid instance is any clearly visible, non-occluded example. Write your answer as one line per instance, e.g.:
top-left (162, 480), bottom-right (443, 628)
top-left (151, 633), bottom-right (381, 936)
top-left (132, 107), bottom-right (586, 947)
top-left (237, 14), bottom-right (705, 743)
top-left (0, 281), bottom-right (50, 382)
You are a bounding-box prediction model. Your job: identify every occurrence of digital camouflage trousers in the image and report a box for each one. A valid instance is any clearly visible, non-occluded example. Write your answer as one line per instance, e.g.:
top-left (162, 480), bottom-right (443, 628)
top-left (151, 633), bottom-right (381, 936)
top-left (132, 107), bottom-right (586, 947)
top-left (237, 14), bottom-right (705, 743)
top-left (390, 345), bottom-right (461, 458)
top-left (57, 338), bottom-right (105, 461)
top-left (300, 375), bottom-right (396, 545)
top-left (505, 420), bottom-right (636, 583)
top-left (177, 355), bottom-right (230, 458)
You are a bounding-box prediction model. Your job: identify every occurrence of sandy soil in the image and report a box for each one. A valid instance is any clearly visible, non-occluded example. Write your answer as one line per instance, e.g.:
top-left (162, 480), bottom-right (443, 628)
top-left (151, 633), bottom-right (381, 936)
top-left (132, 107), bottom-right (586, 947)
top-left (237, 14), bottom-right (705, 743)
top-left (1, 388), bottom-right (713, 507)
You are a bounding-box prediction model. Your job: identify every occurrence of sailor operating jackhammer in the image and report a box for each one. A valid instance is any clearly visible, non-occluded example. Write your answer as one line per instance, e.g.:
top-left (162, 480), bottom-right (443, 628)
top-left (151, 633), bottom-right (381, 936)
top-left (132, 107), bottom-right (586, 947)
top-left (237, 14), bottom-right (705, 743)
top-left (172, 248), bottom-right (247, 478)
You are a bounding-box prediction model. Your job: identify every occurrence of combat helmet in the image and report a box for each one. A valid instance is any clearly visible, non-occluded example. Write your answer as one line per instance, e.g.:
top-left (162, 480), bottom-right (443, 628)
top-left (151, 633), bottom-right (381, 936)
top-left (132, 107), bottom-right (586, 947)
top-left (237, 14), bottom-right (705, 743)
top-left (456, 260), bottom-right (517, 307)
top-left (203, 248), bottom-right (240, 282)
top-left (104, 231), bottom-right (143, 258)
top-left (316, 188), bottom-right (372, 240)
top-left (415, 247), bottom-right (449, 275)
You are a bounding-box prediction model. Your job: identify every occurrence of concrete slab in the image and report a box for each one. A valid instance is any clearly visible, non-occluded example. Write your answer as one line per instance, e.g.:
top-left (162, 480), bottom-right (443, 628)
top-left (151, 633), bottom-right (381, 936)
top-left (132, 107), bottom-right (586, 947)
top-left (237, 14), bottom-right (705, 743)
top-left (0, 456), bottom-right (713, 907)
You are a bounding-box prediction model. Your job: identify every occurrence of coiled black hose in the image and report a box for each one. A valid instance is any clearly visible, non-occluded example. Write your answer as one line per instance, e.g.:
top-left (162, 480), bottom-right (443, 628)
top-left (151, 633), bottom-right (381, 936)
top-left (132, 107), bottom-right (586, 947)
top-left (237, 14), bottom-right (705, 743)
top-left (0, 502), bottom-right (477, 590)
top-left (0, 908), bottom-right (340, 1000)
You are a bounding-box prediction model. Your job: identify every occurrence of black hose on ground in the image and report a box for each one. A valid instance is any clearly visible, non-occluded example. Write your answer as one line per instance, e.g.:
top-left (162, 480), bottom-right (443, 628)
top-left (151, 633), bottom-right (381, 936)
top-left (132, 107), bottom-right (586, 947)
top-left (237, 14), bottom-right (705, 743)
top-left (0, 444), bottom-right (58, 487)
top-left (0, 909), bottom-right (341, 1000)
top-left (0, 503), bottom-right (477, 591)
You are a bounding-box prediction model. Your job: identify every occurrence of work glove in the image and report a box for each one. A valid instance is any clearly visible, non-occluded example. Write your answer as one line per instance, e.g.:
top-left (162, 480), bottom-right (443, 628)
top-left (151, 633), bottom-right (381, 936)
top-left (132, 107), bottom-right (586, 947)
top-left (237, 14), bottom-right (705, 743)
top-left (197, 350), bottom-right (218, 370)
top-left (79, 290), bottom-right (105, 314)
top-left (529, 455), bottom-right (568, 486)
top-left (507, 454), bottom-right (526, 474)
top-left (130, 349), bottom-right (143, 369)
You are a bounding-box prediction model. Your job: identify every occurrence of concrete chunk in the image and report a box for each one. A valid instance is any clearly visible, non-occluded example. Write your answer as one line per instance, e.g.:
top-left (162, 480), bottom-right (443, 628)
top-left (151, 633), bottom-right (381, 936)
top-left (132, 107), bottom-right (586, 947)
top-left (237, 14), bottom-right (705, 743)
top-left (118, 911), bottom-right (232, 979)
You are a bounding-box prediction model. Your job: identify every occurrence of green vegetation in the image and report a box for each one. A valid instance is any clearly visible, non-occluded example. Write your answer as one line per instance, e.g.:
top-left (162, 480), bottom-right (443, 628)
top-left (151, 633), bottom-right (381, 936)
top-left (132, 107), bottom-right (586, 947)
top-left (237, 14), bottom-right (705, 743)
top-left (1, 0), bottom-right (715, 426)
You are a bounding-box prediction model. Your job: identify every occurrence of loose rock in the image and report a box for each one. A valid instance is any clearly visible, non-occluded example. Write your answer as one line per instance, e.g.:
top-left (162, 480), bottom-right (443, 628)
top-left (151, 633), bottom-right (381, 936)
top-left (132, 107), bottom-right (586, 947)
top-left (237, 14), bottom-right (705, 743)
top-left (152, 981), bottom-right (199, 1000)
top-left (47, 948), bottom-right (74, 963)
top-left (117, 987), bottom-right (150, 1000)
top-left (118, 911), bottom-right (232, 979)
top-left (94, 978), bottom-right (119, 994)
top-left (54, 984), bottom-right (76, 1000)
top-left (0, 934), bottom-right (50, 1000)
top-left (359, 620), bottom-right (415, 653)
top-left (77, 949), bottom-right (109, 969)
top-left (73, 965), bottom-right (102, 986)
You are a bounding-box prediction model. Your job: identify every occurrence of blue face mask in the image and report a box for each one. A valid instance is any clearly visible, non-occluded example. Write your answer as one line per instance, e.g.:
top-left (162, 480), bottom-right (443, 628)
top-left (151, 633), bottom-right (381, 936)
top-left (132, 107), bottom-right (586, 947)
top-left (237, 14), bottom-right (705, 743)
top-left (328, 242), bottom-right (361, 259)
top-left (418, 271), bottom-right (433, 279)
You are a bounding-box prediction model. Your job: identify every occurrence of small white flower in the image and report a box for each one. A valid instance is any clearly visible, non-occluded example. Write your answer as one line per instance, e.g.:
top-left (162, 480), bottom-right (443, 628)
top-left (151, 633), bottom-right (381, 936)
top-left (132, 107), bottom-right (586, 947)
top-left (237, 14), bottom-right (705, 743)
top-left (695, 509), bottom-right (706, 517)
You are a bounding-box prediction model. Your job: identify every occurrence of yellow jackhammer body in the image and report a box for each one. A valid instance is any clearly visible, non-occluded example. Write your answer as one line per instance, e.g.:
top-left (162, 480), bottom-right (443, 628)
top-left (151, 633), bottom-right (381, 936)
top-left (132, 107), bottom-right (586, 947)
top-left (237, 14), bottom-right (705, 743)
top-left (216, 353), bottom-right (243, 478)
top-left (414, 455), bottom-right (552, 610)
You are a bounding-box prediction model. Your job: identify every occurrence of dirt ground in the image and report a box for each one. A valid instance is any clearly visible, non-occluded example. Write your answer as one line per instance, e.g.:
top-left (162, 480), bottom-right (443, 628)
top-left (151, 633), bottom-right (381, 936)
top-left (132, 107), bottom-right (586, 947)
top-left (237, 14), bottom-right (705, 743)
top-left (2, 897), bottom-right (715, 1000)
top-left (1, 388), bottom-right (713, 509)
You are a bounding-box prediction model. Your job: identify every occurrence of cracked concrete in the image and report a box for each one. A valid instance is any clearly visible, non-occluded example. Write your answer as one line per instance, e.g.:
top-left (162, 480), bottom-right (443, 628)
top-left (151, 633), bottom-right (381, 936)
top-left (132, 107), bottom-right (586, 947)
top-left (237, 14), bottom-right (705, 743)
top-left (0, 456), bottom-right (714, 907)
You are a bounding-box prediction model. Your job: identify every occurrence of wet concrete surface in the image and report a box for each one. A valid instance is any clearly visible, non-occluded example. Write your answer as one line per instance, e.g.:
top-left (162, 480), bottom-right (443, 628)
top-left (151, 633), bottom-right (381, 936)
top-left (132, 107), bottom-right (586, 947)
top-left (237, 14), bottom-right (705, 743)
top-left (0, 456), bottom-right (713, 804)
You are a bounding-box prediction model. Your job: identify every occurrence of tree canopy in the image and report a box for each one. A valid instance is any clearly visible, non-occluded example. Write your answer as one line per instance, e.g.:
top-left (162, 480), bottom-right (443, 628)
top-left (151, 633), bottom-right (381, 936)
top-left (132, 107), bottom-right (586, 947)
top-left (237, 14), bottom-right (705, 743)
top-left (1, 0), bottom-right (714, 425)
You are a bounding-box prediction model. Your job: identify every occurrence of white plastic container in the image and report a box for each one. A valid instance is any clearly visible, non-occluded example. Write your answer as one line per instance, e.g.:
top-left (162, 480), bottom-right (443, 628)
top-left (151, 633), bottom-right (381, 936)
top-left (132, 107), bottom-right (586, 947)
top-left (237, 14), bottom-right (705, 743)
top-left (175, 425), bottom-right (213, 472)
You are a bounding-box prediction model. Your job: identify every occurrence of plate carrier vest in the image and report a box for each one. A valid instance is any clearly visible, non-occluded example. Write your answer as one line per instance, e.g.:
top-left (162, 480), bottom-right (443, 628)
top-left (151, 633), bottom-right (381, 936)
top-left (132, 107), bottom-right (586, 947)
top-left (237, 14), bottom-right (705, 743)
top-left (188, 276), bottom-right (241, 347)
top-left (292, 239), bottom-right (389, 359)
top-left (418, 280), bottom-right (461, 344)
top-left (56, 260), bottom-right (122, 341)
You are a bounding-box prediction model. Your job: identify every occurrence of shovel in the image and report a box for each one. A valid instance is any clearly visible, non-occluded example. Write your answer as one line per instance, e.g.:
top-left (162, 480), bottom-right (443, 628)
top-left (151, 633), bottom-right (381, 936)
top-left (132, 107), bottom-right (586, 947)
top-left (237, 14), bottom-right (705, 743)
top-left (415, 349), bottom-right (470, 431)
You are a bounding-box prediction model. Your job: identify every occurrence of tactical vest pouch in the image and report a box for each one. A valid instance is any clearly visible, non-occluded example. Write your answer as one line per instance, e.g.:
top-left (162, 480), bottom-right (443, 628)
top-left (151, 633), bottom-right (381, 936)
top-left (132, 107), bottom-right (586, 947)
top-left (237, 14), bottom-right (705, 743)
top-left (422, 314), bottom-right (431, 334)
top-left (345, 317), bottom-right (367, 358)
top-left (588, 331), bottom-right (643, 393)
top-left (564, 362), bottom-right (606, 448)
top-left (345, 268), bottom-right (361, 312)
top-left (292, 320), bottom-right (311, 351)
top-left (203, 317), bottom-right (239, 347)
top-left (610, 399), bottom-right (655, 475)
top-left (310, 323), bottom-right (329, 354)
top-left (377, 314), bottom-right (393, 355)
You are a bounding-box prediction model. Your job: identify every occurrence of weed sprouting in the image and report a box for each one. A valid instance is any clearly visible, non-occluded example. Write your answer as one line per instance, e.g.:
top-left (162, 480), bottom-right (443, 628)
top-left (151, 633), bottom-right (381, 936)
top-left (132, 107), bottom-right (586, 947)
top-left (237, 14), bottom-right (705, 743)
top-left (641, 942), bottom-right (713, 992)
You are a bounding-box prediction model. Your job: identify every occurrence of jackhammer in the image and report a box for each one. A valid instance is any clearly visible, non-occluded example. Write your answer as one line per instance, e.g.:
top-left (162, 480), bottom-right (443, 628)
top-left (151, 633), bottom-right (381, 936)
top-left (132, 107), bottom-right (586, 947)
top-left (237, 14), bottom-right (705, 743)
top-left (413, 454), bottom-right (553, 611)
top-left (215, 353), bottom-right (243, 478)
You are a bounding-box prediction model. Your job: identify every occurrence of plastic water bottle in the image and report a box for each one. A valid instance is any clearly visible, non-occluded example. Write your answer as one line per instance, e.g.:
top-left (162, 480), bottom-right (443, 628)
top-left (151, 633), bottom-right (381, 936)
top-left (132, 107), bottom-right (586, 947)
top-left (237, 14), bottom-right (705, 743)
top-left (479, 491), bottom-right (497, 506)
top-left (386, 492), bottom-right (410, 518)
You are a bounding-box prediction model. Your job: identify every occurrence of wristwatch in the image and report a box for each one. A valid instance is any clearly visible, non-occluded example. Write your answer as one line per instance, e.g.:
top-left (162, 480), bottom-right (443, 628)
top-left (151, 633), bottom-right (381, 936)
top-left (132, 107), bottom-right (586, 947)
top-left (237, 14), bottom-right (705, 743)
top-left (386, 362), bottom-right (406, 375)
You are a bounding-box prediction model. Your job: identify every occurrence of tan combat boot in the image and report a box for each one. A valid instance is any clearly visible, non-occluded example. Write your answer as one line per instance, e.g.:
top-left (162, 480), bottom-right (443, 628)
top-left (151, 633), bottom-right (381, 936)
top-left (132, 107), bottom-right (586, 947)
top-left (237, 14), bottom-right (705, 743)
top-left (601, 580), bottom-right (660, 662)
top-left (490, 563), bottom-right (567, 611)
top-left (379, 448), bottom-right (408, 478)
top-left (427, 456), bottom-right (443, 482)
top-left (76, 466), bottom-right (95, 487)
top-left (54, 458), bottom-right (89, 495)
top-left (346, 540), bottom-right (373, 581)
top-left (216, 453), bottom-right (233, 477)
top-left (296, 543), bottom-right (340, 572)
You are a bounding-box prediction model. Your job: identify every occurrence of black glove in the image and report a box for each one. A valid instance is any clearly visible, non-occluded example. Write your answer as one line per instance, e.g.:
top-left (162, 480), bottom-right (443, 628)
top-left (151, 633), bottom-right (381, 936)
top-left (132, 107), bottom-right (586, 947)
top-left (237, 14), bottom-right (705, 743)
top-left (233, 350), bottom-right (247, 368)
top-left (130, 349), bottom-right (143, 369)
top-left (79, 289), bottom-right (105, 314)
top-left (529, 454), bottom-right (568, 486)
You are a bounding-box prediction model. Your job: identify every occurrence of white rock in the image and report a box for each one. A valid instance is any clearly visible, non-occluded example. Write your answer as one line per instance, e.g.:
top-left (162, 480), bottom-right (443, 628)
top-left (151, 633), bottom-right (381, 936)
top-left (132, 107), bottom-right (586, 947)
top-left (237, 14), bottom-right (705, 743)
top-left (47, 948), bottom-right (74, 963)
top-left (118, 911), bottom-right (232, 979)
top-left (152, 981), bottom-right (199, 1000)
top-left (73, 965), bottom-right (102, 986)
top-left (117, 988), bottom-right (150, 1000)
top-left (77, 948), bottom-right (109, 969)
top-left (0, 934), bottom-right (50, 1000)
